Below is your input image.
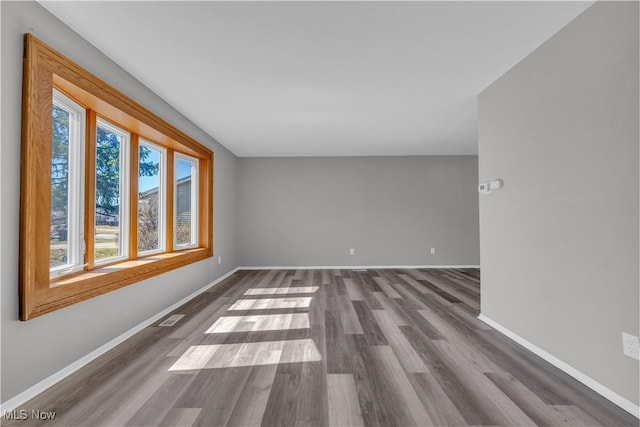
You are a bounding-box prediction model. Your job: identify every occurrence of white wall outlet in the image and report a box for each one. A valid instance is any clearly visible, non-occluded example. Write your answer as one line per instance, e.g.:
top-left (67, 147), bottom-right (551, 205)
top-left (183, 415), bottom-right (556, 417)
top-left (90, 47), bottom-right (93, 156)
top-left (349, 248), bottom-right (355, 256)
top-left (430, 248), bottom-right (436, 255)
top-left (622, 332), bottom-right (639, 360)
top-left (217, 256), bottom-right (222, 265)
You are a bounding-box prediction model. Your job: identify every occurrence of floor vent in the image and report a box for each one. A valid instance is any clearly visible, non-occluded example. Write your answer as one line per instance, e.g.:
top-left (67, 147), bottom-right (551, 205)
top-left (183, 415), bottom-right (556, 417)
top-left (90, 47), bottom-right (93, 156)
top-left (158, 314), bottom-right (185, 327)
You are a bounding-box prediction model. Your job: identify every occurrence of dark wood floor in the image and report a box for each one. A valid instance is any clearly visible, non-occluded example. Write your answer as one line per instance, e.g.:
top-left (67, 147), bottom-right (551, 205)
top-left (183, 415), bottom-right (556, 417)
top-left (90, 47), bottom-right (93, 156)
top-left (5, 269), bottom-right (637, 427)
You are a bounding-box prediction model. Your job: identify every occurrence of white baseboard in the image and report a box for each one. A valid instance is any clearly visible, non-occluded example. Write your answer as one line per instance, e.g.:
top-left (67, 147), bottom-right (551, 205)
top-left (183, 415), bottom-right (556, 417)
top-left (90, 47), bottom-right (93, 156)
top-left (239, 265), bottom-right (480, 270)
top-left (478, 314), bottom-right (640, 418)
top-left (0, 267), bottom-right (240, 413)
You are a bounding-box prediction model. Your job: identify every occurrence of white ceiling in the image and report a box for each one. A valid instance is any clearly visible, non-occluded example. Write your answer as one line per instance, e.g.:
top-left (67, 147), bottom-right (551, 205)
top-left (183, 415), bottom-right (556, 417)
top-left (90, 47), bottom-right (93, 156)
top-left (40, 1), bottom-right (592, 157)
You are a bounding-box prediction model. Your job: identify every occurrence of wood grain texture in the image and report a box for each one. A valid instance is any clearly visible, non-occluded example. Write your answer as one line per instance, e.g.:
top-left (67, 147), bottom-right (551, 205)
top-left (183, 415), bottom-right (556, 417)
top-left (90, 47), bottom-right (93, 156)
top-left (198, 152), bottom-right (214, 253)
top-left (5, 268), bottom-right (637, 427)
top-left (84, 110), bottom-right (98, 272)
top-left (226, 364), bottom-right (278, 427)
top-left (338, 294), bottom-right (364, 335)
top-left (165, 149), bottom-right (175, 252)
top-left (19, 34), bottom-right (214, 320)
top-left (128, 133), bottom-right (139, 260)
top-left (328, 374), bottom-right (365, 427)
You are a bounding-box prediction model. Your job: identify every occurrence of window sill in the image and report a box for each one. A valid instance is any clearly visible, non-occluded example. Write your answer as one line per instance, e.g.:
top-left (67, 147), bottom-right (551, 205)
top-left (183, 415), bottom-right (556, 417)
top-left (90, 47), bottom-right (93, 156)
top-left (25, 248), bottom-right (212, 320)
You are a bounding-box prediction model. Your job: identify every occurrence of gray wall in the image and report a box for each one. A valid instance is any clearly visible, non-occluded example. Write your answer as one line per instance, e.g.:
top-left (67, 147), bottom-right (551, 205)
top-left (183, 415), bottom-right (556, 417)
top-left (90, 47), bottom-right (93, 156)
top-left (479, 1), bottom-right (638, 406)
top-left (238, 156), bottom-right (479, 267)
top-left (1, 1), bottom-right (238, 402)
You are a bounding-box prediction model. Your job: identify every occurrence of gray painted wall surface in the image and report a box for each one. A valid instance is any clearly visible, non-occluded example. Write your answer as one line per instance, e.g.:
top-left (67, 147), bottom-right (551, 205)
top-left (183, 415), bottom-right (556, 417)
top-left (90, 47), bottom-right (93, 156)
top-left (1, 1), bottom-right (238, 402)
top-left (479, 1), bottom-right (639, 405)
top-left (238, 156), bottom-right (480, 267)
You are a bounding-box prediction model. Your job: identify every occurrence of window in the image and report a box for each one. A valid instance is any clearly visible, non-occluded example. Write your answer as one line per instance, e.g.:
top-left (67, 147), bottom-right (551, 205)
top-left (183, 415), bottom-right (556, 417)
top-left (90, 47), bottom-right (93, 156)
top-left (138, 140), bottom-right (165, 254)
top-left (50, 89), bottom-right (86, 279)
top-left (175, 154), bottom-right (198, 248)
top-left (20, 34), bottom-right (213, 320)
top-left (95, 119), bottom-right (130, 263)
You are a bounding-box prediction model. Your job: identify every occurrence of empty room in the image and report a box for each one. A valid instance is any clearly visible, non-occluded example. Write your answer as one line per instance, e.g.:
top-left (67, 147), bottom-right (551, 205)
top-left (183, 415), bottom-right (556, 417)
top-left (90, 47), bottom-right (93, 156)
top-left (1, 1), bottom-right (638, 426)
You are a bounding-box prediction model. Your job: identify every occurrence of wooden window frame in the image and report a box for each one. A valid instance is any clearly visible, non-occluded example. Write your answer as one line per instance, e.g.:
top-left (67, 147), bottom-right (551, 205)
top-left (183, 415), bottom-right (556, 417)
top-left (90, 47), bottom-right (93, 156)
top-left (94, 117), bottom-right (131, 265)
top-left (49, 88), bottom-right (86, 280)
top-left (20, 34), bottom-right (214, 320)
top-left (137, 139), bottom-right (167, 256)
top-left (173, 152), bottom-right (199, 250)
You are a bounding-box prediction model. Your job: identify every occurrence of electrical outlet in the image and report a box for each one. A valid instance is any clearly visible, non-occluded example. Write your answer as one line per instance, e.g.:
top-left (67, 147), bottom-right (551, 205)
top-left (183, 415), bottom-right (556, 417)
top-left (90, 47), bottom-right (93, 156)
top-left (622, 332), bottom-right (639, 360)
top-left (349, 248), bottom-right (355, 256)
top-left (217, 256), bottom-right (222, 265)
top-left (430, 248), bottom-right (436, 255)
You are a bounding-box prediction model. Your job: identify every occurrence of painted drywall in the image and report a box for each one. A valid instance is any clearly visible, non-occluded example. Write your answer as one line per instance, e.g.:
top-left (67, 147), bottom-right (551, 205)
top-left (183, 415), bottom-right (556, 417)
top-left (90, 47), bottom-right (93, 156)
top-left (479, 1), bottom-right (639, 407)
top-left (1, 1), bottom-right (238, 402)
top-left (238, 156), bottom-right (479, 267)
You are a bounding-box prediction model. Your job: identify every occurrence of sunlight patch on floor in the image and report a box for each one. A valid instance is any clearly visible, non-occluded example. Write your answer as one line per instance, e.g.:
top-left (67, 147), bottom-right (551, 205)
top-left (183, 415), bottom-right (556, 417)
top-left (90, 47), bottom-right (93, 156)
top-left (244, 286), bottom-right (319, 295)
top-left (206, 313), bottom-right (310, 333)
top-left (168, 339), bottom-right (322, 370)
top-left (228, 297), bottom-right (312, 311)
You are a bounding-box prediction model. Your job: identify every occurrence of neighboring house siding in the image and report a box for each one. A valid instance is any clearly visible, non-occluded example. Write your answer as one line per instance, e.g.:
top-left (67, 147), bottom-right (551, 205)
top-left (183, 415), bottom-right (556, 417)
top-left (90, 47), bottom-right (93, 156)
top-left (138, 176), bottom-right (192, 225)
top-left (176, 177), bottom-right (191, 226)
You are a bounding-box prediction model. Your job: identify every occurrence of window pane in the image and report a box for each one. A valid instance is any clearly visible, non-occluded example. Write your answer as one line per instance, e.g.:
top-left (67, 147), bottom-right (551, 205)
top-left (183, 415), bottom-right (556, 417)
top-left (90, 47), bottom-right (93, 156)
top-left (50, 90), bottom-right (85, 278)
top-left (175, 157), bottom-right (196, 246)
top-left (50, 105), bottom-right (70, 268)
top-left (138, 144), bottom-right (162, 252)
top-left (95, 123), bottom-right (125, 261)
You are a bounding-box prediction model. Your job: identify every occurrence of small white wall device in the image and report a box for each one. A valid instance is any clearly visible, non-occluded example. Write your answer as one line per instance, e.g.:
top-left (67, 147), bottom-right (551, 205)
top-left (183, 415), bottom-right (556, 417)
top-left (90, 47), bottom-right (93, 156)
top-left (478, 179), bottom-right (503, 195)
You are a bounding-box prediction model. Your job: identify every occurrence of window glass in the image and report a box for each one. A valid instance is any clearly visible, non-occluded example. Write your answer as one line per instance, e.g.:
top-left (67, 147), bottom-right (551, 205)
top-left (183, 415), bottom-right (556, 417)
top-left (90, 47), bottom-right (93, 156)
top-left (175, 156), bottom-right (197, 247)
top-left (138, 142), bottom-right (163, 253)
top-left (95, 120), bottom-right (128, 262)
top-left (50, 105), bottom-right (70, 268)
top-left (50, 90), bottom-right (85, 278)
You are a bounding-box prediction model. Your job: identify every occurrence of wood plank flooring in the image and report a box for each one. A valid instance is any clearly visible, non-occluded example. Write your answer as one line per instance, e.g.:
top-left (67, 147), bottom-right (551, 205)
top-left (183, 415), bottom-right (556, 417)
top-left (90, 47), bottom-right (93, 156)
top-left (4, 269), bottom-right (637, 427)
